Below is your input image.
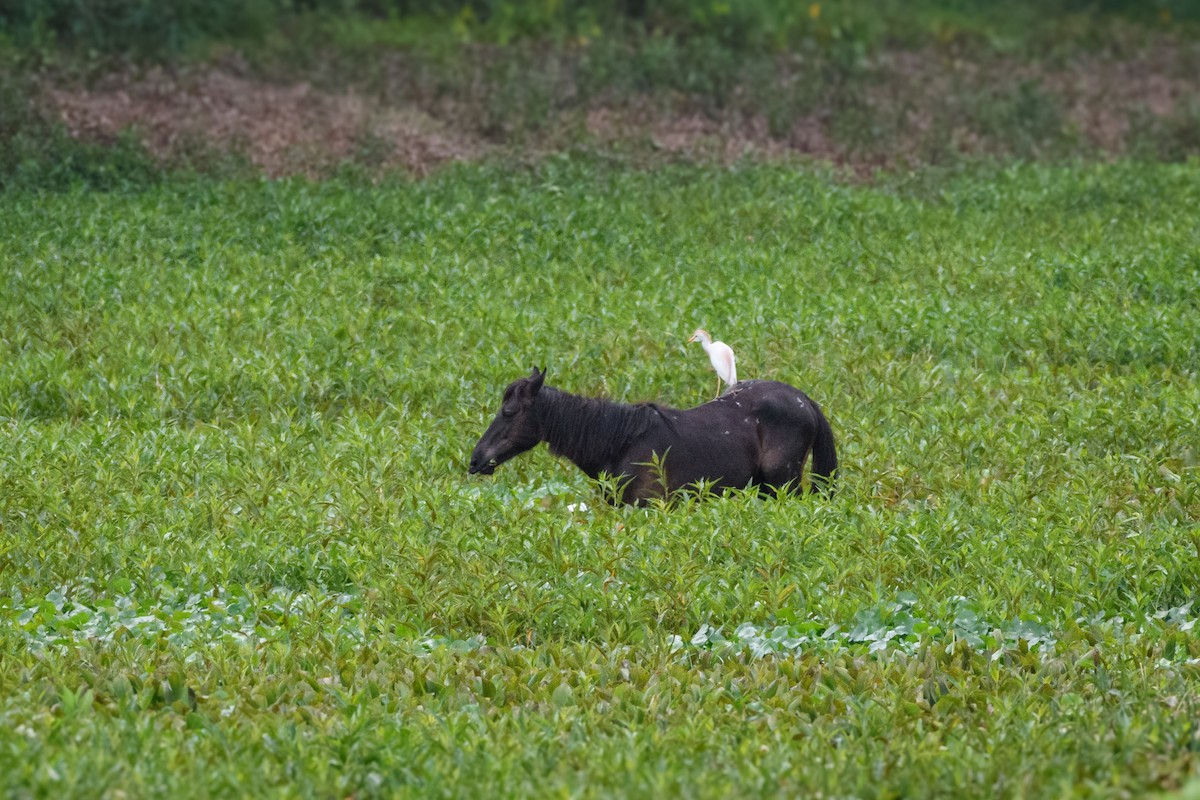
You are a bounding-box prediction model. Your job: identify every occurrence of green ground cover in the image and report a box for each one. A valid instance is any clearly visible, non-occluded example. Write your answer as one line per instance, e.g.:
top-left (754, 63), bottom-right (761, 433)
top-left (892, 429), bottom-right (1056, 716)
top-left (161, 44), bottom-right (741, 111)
top-left (1, 159), bottom-right (1199, 796)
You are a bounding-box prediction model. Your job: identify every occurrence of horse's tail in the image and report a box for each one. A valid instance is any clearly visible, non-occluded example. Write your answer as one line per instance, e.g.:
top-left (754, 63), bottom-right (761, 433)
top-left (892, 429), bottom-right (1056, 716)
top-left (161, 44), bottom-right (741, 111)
top-left (808, 402), bottom-right (838, 496)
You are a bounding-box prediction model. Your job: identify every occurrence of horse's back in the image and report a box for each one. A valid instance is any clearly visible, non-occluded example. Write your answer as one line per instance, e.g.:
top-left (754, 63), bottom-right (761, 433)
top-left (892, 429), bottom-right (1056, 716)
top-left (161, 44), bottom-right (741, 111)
top-left (706, 380), bottom-right (817, 422)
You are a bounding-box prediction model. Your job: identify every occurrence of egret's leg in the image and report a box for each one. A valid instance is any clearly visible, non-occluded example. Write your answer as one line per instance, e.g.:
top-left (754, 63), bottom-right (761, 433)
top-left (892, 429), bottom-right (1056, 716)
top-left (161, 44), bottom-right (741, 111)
top-left (713, 375), bottom-right (721, 399)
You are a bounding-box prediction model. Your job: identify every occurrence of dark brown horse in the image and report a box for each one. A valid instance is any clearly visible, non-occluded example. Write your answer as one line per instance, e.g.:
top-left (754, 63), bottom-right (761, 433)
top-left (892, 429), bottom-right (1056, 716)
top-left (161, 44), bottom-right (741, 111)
top-left (468, 367), bottom-right (837, 505)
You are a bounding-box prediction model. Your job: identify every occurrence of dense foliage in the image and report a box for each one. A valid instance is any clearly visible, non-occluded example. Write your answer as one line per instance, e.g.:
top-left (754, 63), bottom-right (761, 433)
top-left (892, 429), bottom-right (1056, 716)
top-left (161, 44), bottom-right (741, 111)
top-left (1, 0), bottom-right (1193, 57)
top-left (1, 160), bottom-right (1198, 796)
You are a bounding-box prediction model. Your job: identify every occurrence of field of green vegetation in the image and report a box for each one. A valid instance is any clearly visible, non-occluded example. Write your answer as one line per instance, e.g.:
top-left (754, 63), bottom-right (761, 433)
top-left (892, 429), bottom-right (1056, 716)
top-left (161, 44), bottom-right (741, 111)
top-left (1, 158), bottom-right (1198, 796)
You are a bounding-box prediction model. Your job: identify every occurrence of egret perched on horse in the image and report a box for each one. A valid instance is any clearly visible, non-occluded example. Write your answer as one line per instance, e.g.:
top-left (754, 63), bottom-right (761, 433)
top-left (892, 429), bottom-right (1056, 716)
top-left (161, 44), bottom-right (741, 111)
top-left (469, 367), bottom-right (837, 505)
top-left (688, 329), bottom-right (737, 398)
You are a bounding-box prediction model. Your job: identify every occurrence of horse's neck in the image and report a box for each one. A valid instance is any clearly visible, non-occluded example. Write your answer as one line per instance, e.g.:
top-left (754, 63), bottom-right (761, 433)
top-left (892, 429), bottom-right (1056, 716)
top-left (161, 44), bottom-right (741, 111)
top-left (536, 387), bottom-right (636, 479)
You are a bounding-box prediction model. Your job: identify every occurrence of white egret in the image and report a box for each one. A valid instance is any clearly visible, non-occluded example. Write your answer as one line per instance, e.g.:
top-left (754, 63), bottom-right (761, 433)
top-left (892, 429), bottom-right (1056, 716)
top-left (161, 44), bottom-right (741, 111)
top-left (688, 328), bottom-right (737, 398)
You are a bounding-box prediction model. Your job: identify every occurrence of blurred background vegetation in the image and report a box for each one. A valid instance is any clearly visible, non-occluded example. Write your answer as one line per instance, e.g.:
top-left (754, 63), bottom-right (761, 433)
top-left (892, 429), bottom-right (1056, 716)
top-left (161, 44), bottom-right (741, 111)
top-left (1, 0), bottom-right (1198, 188)
top-left (1, 0), bottom-right (1196, 56)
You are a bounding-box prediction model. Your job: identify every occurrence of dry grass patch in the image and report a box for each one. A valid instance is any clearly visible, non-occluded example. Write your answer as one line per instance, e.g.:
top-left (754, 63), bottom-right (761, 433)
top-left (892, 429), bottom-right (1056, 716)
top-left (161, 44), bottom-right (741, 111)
top-left (49, 66), bottom-right (487, 177)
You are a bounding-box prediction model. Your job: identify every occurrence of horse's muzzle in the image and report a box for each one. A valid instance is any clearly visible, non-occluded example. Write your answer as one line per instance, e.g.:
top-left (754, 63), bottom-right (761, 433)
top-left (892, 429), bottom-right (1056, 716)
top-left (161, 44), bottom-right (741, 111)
top-left (468, 453), bottom-right (498, 475)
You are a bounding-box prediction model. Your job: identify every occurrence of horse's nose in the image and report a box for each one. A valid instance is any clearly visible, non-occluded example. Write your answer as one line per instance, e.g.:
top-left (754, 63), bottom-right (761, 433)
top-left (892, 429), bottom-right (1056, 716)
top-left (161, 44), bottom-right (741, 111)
top-left (468, 447), bottom-right (497, 475)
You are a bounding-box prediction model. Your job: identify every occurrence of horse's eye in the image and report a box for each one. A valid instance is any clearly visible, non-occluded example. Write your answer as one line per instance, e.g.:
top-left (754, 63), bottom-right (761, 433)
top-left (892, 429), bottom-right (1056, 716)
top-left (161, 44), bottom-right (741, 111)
top-left (502, 403), bottom-right (517, 417)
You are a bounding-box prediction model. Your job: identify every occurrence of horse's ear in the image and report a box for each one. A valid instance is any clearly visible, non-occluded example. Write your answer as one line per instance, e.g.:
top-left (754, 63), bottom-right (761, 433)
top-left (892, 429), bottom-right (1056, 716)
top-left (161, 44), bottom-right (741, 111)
top-left (529, 365), bottom-right (546, 392)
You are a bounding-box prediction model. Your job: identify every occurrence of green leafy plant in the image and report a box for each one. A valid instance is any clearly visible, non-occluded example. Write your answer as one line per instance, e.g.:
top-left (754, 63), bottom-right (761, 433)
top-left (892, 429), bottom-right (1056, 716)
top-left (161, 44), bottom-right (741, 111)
top-left (1, 158), bottom-right (1198, 796)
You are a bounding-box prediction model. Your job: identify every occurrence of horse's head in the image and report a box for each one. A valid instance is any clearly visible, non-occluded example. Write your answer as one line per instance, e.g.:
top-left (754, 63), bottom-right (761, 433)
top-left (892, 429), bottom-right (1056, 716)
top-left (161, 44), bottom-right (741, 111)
top-left (469, 366), bottom-right (546, 475)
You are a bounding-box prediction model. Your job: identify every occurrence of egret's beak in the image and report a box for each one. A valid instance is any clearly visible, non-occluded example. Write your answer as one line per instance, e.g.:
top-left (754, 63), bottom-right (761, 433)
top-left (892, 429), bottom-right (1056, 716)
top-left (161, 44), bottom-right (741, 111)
top-left (687, 334), bottom-right (698, 343)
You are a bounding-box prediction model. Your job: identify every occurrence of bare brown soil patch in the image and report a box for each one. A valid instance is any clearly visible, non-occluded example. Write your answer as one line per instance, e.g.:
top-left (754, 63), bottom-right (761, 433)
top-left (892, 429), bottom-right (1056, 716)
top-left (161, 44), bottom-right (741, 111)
top-left (42, 39), bottom-right (1200, 177)
top-left (50, 67), bottom-right (487, 177)
top-left (1042, 51), bottom-right (1197, 152)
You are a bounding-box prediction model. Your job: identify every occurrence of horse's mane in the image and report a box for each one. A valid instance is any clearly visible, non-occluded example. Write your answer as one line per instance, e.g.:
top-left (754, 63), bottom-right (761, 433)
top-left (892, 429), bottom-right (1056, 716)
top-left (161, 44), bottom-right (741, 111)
top-left (538, 387), bottom-right (665, 468)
